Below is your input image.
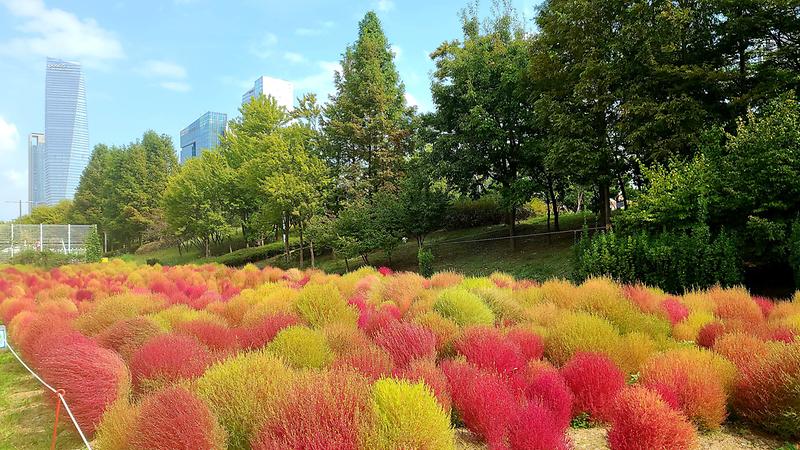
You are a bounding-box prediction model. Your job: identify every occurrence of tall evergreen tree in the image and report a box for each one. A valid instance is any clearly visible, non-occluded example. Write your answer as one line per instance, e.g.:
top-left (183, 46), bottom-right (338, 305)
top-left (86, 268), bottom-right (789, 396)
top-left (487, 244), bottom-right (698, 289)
top-left (70, 144), bottom-right (113, 227)
top-left (323, 11), bottom-right (413, 198)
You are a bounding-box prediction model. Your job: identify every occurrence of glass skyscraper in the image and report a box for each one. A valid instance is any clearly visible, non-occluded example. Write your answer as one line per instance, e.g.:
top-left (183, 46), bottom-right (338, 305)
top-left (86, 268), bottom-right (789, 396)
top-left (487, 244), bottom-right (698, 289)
top-left (44, 58), bottom-right (89, 205)
top-left (179, 112), bottom-right (227, 163)
top-left (28, 133), bottom-right (45, 212)
top-left (241, 76), bottom-right (294, 109)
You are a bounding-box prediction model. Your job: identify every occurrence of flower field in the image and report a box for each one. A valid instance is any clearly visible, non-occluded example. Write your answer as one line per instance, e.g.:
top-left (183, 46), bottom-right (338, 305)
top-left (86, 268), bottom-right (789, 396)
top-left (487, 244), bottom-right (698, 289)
top-left (1, 261), bottom-right (799, 450)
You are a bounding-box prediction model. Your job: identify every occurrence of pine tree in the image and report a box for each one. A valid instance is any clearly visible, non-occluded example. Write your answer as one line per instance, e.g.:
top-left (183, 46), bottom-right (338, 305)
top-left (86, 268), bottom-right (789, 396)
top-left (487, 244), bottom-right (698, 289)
top-left (323, 11), bottom-right (413, 198)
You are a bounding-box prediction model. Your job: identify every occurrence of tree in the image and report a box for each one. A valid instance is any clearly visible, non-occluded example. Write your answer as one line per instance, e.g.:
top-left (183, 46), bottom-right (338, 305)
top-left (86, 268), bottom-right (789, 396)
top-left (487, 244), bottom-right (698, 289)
top-left (16, 200), bottom-right (73, 224)
top-left (162, 151), bottom-right (231, 257)
top-left (396, 150), bottom-right (449, 247)
top-left (70, 144), bottom-right (113, 227)
top-left (429, 3), bottom-right (537, 246)
top-left (323, 11), bottom-right (413, 197)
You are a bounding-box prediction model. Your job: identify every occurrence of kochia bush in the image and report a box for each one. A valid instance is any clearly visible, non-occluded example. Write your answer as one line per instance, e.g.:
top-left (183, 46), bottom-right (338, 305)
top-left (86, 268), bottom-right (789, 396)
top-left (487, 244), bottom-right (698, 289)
top-left (455, 326), bottom-right (526, 375)
top-left (560, 352), bottom-right (625, 423)
top-left (294, 283), bottom-right (358, 327)
top-left (266, 325), bottom-right (333, 369)
top-left (607, 386), bottom-right (698, 450)
top-left (433, 287), bottom-right (495, 327)
top-left (130, 333), bottom-right (211, 392)
top-left (373, 321), bottom-right (437, 369)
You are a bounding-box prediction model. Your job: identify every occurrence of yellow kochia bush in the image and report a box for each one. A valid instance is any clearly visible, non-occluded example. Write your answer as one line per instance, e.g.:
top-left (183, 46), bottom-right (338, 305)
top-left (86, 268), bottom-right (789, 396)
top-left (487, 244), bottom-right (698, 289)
top-left (75, 293), bottom-right (164, 336)
top-left (267, 325), bottom-right (334, 369)
top-left (294, 283), bottom-right (358, 327)
top-left (433, 287), bottom-right (495, 327)
top-left (94, 399), bottom-right (140, 450)
top-left (545, 312), bottom-right (621, 365)
top-left (362, 378), bottom-right (455, 450)
top-left (195, 350), bottom-right (292, 449)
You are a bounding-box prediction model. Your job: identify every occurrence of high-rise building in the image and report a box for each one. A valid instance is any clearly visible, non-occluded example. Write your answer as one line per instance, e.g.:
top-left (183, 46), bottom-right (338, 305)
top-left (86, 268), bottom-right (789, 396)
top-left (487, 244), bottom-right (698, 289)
top-left (28, 133), bottom-right (45, 212)
top-left (179, 111), bottom-right (227, 163)
top-left (242, 76), bottom-right (294, 109)
top-left (44, 57), bottom-right (89, 205)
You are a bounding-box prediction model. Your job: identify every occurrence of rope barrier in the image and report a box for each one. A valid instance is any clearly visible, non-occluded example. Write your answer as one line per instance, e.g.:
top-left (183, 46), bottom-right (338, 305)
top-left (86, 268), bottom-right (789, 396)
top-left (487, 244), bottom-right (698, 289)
top-left (5, 340), bottom-right (94, 450)
top-left (430, 227), bottom-right (606, 246)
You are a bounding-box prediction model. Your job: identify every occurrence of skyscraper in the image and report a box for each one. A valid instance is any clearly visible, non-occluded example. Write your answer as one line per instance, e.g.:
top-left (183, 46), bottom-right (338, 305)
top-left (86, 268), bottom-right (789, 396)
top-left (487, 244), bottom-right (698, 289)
top-left (28, 133), bottom-right (45, 212)
top-left (44, 57), bottom-right (89, 205)
top-left (179, 111), bottom-right (227, 163)
top-left (242, 76), bottom-right (294, 109)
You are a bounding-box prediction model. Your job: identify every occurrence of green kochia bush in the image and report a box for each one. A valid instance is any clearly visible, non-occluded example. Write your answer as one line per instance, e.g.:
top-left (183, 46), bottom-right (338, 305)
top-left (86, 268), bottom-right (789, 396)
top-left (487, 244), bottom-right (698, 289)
top-left (363, 378), bottom-right (455, 450)
top-left (433, 287), bottom-right (495, 327)
top-left (294, 283), bottom-right (358, 327)
top-left (576, 225), bottom-right (741, 293)
top-left (267, 326), bottom-right (333, 369)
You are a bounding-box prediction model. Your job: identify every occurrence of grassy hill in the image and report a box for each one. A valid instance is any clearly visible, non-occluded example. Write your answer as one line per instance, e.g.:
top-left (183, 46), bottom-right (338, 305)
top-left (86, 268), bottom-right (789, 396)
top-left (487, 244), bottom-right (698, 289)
top-left (126, 212), bottom-right (598, 282)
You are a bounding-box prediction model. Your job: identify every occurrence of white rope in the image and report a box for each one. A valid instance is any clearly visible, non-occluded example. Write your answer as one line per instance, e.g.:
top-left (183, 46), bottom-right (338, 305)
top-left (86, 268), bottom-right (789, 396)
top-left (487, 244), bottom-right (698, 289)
top-left (5, 340), bottom-right (93, 449)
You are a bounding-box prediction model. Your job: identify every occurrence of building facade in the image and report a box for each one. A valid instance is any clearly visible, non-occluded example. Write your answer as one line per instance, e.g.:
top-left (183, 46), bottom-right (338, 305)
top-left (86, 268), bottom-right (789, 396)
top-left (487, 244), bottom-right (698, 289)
top-left (179, 111), bottom-right (227, 163)
top-left (241, 76), bottom-right (294, 110)
top-left (27, 133), bottom-right (46, 212)
top-left (44, 58), bottom-right (89, 205)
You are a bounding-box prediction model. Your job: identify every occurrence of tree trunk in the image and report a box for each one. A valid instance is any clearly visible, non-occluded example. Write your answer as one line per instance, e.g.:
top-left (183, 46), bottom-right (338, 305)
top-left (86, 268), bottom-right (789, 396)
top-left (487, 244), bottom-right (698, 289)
top-left (204, 237), bottom-right (210, 258)
top-left (547, 178), bottom-right (560, 232)
top-left (576, 190), bottom-right (583, 213)
top-left (546, 196), bottom-right (551, 232)
top-left (599, 183), bottom-right (612, 229)
top-left (298, 221), bottom-right (304, 269)
top-left (310, 240), bottom-right (315, 268)
top-left (283, 213), bottom-right (290, 263)
top-left (509, 207), bottom-right (517, 252)
top-left (344, 257), bottom-right (350, 272)
top-left (617, 173), bottom-right (628, 210)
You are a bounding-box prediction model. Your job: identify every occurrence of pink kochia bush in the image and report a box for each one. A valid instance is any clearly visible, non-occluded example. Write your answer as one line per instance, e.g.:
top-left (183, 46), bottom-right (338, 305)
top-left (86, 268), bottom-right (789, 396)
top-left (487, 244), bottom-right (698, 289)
top-left (560, 352), bottom-right (625, 423)
top-left (507, 402), bottom-right (572, 450)
top-left (455, 326), bottom-right (526, 375)
top-left (130, 334), bottom-right (211, 391)
top-left (607, 387), bottom-right (698, 450)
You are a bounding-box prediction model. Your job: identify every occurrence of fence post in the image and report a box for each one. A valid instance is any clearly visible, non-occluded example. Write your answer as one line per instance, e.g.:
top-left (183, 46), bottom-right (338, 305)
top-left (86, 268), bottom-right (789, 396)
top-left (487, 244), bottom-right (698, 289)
top-left (10, 223), bottom-right (14, 258)
top-left (67, 224), bottom-right (71, 254)
top-left (40, 223), bottom-right (43, 252)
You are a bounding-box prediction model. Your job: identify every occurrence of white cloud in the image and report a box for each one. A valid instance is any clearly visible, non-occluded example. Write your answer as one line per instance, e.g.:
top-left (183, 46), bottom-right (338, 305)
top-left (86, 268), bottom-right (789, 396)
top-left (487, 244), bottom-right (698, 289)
top-left (375, 0), bottom-right (395, 12)
top-left (404, 92), bottom-right (419, 108)
top-left (283, 52), bottom-right (307, 64)
top-left (391, 44), bottom-right (402, 60)
top-left (139, 60), bottom-right (187, 79)
top-left (3, 169), bottom-right (26, 189)
top-left (159, 81), bottom-right (191, 92)
top-left (295, 21), bottom-right (335, 37)
top-left (292, 61), bottom-right (342, 100)
top-left (249, 32), bottom-right (278, 59)
top-left (0, 117), bottom-right (20, 155)
top-left (0, 0), bottom-right (124, 67)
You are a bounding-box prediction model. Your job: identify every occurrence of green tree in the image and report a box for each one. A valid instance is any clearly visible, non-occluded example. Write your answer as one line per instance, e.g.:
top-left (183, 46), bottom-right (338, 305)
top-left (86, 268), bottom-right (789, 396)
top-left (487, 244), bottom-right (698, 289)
top-left (16, 200), bottom-right (73, 224)
top-left (323, 11), bottom-right (413, 197)
top-left (396, 150), bottom-right (449, 247)
top-left (84, 228), bottom-right (102, 262)
top-left (70, 144), bottom-right (113, 227)
top-left (429, 3), bottom-right (537, 245)
top-left (162, 151), bottom-right (231, 257)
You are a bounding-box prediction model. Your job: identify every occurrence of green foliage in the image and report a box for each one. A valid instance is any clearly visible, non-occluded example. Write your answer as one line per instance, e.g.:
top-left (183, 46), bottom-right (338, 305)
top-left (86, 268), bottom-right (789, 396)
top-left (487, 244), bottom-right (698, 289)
top-left (364, 378), bottom-right (455, 450)
top-left (444, 195), bottom-right (506, 230)
top-left (84, 228), bottom-right (102, 262)
top-left (16, 200), bottom-right (73, 225)
top-left (433, 287), bottom-right (495, 327)
top-left (8, 250), bottom-right (80, 268)
top-left (266, 326), bottom-right (333, 369)
top-left (203, 238), bottom-right (299, 267)
top-left (791, 219), bottom-right (800, 287)
top-left (396, 150), bottom-right (450, 246)
top-left (294, 284), bottom-right (358, 327)
top-left (418, 247), bottom-right (434, 278)
top-left (576, 227), bottom-right (741, 293)
top-left (331, 193), bottom-right (404, 264)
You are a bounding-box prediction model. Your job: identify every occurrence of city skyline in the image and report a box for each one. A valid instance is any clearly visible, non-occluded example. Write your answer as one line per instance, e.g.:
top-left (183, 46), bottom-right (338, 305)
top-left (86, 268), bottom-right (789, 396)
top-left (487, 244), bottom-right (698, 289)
top-left (44, 57), bottom-right (89, 206)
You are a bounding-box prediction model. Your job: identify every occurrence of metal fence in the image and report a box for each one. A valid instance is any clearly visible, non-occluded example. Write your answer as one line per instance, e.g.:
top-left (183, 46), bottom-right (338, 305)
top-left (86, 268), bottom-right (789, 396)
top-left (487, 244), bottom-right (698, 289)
top-left (0, 224), bottom-right (96, 262)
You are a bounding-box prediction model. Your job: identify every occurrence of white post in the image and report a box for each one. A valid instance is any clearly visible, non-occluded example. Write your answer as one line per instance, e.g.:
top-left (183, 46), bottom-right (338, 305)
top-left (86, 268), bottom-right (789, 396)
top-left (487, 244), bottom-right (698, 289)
top-left (67, 224), bottom-right (72, 254)
top-left (10, 223), bottom-right (14, 258)
top-left (39, 223), bottom-right (43, 252)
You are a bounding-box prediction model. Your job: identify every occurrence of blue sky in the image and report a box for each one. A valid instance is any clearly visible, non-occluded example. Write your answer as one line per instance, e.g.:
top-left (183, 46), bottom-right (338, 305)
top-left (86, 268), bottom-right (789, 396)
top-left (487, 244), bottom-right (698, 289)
top-left (0, 0), bottom-right (540, 221)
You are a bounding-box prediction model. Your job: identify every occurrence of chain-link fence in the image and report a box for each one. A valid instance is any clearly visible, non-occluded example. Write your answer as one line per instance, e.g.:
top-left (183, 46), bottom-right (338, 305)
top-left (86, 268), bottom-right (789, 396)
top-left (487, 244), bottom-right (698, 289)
top-left (0, 224), bottom-right (97, 262)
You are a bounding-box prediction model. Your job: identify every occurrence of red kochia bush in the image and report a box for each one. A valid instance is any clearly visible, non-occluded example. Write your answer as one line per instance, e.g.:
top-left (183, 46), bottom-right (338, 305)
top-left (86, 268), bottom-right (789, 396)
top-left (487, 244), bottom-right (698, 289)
top-left (130, 334), bottom-right (211, 391)
top-left (455, 327), bottom-right (526, 376)
top-left (443, 360), bottom-right (519, 448)
top-left (506, 328), bottom-right (545, 362)
top-left (332, 345), bottom-right (395, 381)
top-left (252, 370), bottom-right (371, 450)
top-left (234, 313), bottom-right (301, 350)
top-left (130, 386), bottom-right (225, 450)
top-left (560, 352), bottom-right (625, 423)
top-left (524, 370), bottom-right (574, 431)
top-left (38, 341), bottom-right (130, 436)
top-left (373, 321), bottom-right (436, 368)
top-left (507, 402), bottom-right (571, 450)
top-left (660, 298), bottom-right (689, 325)
top-left (96, 316), bottom-right (162, 361)
top-left (176, 320), bottom-right (238, 353)
top-left (607, 387), bottom-right (698, 450)
top-left (696, 322), bottom-right (726, 348)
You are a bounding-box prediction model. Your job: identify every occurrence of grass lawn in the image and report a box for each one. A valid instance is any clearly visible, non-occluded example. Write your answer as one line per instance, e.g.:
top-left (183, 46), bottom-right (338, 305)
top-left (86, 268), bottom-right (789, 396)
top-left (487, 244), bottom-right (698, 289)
top-left (0, 351), bottom-right (86, 450)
